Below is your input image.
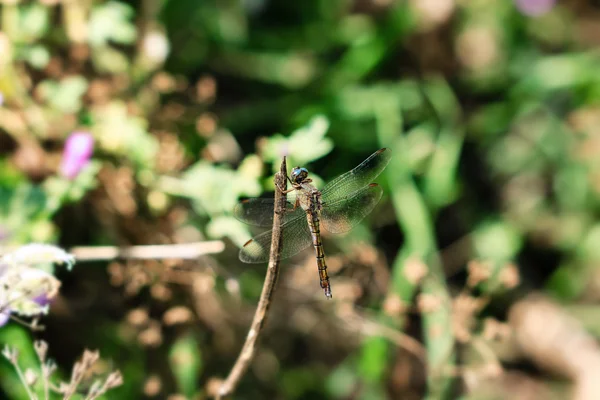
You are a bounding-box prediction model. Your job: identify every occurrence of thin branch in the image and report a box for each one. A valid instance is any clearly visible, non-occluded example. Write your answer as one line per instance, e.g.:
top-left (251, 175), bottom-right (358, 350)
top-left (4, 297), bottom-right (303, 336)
top-left (361, 319), bottom-right (427, 362)
top-left (69, 241), bottom-right (225, 261)
top-left (216, 156), bottom-right (288, 399)
top-left (340, 306), bottom-right (427, 363)
top-left (7, 315), bottom-right (45, 332)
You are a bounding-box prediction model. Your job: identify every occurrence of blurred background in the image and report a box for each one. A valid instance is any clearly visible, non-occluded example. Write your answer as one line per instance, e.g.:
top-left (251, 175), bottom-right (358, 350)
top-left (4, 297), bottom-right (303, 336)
top-left (2, 0), bottom-right (600, 399)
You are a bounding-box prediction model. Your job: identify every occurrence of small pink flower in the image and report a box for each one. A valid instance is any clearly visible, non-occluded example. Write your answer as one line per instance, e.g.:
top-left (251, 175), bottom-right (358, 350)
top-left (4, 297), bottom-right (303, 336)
top-left (59, 132), bottom-right (94, 179)
top-left (514, 0), bottom-right (555, 17)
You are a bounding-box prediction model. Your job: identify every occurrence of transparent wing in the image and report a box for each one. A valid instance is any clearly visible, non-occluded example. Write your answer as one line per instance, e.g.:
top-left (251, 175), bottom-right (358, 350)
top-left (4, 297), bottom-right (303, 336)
top-left (321, 148), bottom-right (391, 203)
top-left (234, 196), bottom-right (301, 227)
top-left (239, 215), bottom-right (312, 263)
top-left (321, 183), bottom-right (383, 234)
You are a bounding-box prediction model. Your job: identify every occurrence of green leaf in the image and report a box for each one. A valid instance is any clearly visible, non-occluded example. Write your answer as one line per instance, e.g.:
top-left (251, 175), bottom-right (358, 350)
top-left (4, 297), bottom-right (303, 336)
top-left (326, 362), bottom-right (357, 398)
top-left (37, 76), bottom-right (88, 114)
top-left (206, 215), bottom-right (251, 247)
top-left (44, 160), bottom-right (101, 213)
top-left (19, 4), bottom-right (50, 42)
top-left (91, 102), bottom-right (158, 172)
top-left (473, 220), bottom-right (522, 261)
top-left (88, 1), bottom-right (137, 47)
top-left (280, 367), bottom-right (321, 399)
top-left (262, 115), bottom-right (333, 170)
top-left (169, 334), bottom-right (202, 397)
top-left (358, 336), bottom-right (388, 383)
top-left (178, 161), bottom-right (261, 216)
top-left (161, 153), bottom-right (263, 220)
top-left (0, 184), bottom-right (54, 244)
top-left (23, 45), bottom-right (50, 69)
top-left (91, 46), bottom-right (130, 73)
top-left (0, 326), bottom-right (39, 400)
top-left (546, 262), bottom-right (587, 300)
top-left (357, 383), bottom-right (387, 400)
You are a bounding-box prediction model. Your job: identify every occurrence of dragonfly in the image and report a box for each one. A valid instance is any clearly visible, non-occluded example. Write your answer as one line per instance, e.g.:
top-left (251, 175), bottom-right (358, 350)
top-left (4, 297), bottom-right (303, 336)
top-left (234, 148), bottom-right (392, 299)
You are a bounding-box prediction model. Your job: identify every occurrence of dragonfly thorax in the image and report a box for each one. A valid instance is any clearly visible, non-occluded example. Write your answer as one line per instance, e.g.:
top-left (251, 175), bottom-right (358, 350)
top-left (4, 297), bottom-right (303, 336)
top-left (291, 167), bottom-right (309, 184)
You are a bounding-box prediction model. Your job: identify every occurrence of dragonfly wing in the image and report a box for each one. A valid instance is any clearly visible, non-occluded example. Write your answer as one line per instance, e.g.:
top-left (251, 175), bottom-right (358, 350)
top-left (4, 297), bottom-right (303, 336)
top-left (321, 148), bottom-right (391, 202)
top-left (239, 214), bottom-right (313, 263)
top-left (234, 197), bottom-right (301, 227)
top-left (321, 183), bottom-right (383, 234)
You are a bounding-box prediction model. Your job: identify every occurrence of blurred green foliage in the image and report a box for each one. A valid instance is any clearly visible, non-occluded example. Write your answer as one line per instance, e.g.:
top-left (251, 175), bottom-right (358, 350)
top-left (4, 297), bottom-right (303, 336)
top-left (2, 0), bottom-right (600, 399)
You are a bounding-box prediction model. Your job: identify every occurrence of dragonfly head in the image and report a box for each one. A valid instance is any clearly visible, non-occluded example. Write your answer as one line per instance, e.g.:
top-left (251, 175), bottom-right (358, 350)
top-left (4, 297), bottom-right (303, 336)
top-left (291, 167), bottom-right (309, 183)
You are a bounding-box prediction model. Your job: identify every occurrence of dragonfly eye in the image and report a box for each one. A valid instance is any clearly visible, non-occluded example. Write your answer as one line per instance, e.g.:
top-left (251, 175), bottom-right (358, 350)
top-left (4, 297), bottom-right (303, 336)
top-left (291, 167), bottom-right (309, 183)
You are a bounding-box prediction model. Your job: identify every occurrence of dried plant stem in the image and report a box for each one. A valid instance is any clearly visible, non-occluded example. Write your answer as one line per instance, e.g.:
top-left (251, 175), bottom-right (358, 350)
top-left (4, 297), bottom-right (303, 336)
top-left (216, 157), bottom-right (288, 399)
top-left (43, 376), bottom-right (49, 400)
top-left (7, 314), bottom-right (44, 331)
top-left (41, 366), bottom-right (50, 400)
top-left (34, 341), bottom-right (51, 400)
top-left (360, 317), bottom-right (427, 363)
top-left (8, 357), bottom-right (37, 400)
top-left (69, 241), bottom-right (225, 261)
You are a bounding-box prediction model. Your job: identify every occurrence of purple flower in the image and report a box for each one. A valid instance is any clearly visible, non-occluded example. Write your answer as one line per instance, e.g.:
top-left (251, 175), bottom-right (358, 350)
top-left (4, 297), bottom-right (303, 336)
top-left (59, 132), bottom-right (94, 179)
top-left (32, 293), bottom-right (53, 307)
top-left (514, 0), bottom-right (555, 16)
top-left (0, 244), bottom-right (72, 328)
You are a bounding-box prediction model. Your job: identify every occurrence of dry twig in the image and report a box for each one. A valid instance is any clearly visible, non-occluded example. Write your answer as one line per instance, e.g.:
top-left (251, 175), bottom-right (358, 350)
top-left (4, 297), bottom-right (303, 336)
top-left (215, 156), bottom-right (288, 399)
top-left (337, 304), bottom-right (427, 363)
top-left (69, 241), bottom-right (225, 261)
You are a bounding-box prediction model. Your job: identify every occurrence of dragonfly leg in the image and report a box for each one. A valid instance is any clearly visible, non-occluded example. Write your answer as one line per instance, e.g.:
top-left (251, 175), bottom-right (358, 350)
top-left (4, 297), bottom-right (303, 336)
top-left (276, 183), bottom-right (296, 194)
top-left (291, 197), bottom-right (300, 212)
top-left (277, 175), bottom-right (296, 192)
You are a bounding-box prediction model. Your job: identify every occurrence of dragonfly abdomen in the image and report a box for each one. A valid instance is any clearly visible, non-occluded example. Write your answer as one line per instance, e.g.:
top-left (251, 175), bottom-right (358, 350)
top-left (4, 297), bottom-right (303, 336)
top-left (306, 196), bottom-right (332, 299)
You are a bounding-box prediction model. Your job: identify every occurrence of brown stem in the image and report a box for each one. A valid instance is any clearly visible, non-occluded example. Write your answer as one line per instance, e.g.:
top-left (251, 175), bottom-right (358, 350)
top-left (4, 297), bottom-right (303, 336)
top-left (216, 156), bottom-right (287, 399)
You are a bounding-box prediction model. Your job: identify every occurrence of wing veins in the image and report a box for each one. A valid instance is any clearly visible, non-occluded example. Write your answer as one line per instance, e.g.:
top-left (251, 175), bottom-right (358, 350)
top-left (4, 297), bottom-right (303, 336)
top-left (239, 212), bottom-right (312, 263)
